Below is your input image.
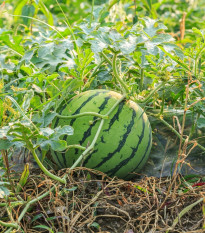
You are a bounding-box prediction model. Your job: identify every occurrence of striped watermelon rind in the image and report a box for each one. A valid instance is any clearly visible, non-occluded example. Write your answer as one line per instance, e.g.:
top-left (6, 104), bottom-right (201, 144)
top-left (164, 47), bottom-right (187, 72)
top-left (51, 90), bottom-right (152, 179)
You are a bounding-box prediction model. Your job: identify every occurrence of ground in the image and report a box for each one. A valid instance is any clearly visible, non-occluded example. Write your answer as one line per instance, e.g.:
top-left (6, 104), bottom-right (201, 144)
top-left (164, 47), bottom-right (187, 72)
top-left (1, 167), bottom-right (204, 233)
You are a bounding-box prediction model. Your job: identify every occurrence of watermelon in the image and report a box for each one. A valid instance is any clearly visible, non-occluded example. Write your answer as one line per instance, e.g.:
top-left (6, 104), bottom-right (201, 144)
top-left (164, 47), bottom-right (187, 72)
top-left (51, 89), bottom-right (152, 179)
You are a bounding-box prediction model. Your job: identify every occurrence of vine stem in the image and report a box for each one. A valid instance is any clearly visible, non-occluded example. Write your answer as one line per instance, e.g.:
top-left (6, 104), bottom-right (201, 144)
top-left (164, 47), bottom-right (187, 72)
top-left (149, 114), bottom-right (205, 152)
top-left (112, 52), bottom-right (130, 94)
top-left (10, 14), bottom-right (64, 38)
top-left (0, 221), bottom-right (18, 229)
top-left (1, 186), bottom-right (56, 232)
top-left (101, 52), bottom-right (112, 66)
top-left (70, 119), bottom-right (105, 169)
top-left (5, 96), bottom-right (39, 133)
top-left (105, 94), bottom-right (126, 116)
top-left (107, 0), bottom-right (119, 10)
top-left (137, 82), bottom-right (165, 104)
top-left (139, 68), bottom-right (144, 91)
top-left (30, 148), bottom-right (66, 184)
top-left (172, 78), bottom-right (191, 180)
top-left (57, 95), bottom-right (126, 120)
top-left (18, 186), bottom-right (55, 221)
top-left (0, 201), bottom-right (24, 207)
top-left (65, 144), bottom-right (86, 152)
top-left (56, 112), bottom-right (109, 119)
top-left (83, 59), bottom-right (105, 90)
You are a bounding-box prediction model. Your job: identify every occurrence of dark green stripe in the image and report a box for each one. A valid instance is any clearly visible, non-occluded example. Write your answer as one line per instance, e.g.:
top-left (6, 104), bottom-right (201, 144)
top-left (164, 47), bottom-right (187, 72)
top-left (103, 101), bottom-right (124, 132)
top-left (83, 148), bottom-right (98, 165)
top-left (59, 91), bottom-right (103, 162)
top-left (124, 126), bottom-right (152, 179)
top-left (70, 91), bottom-right (102, 126)
top-left (107, 114), bottom-right (146, 177)
top-left (100, 135), bottom-right (106, 143)
top-left (54, 98), bottom-right (73, 128)
top-left (75, 95), bottom-right (111, 155)
top-left (93, 109), bottom-right (138, 169)
top-left (53, 151), bottom-right (64, 167)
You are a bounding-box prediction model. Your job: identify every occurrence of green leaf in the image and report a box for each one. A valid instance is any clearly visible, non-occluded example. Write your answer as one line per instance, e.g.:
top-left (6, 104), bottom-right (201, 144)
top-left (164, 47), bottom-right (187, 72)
top-left (0, 126), bottom-right (10, 138)
top-left (16, 163), bottom-right (30, 192)
top-left (13, 0), bottom-right (28, 22)
top-left (22, 90), bottom-right (34, 111)
top-left (40, 127), bottom-right (54, 137)
top-left (61, 186), bottom-right (78, 193)
top-left (109, 29), bottom-right (122, 41)
top-left (0, 170), bottom-right (5, 177)
top-left (22, 4), bottom-right (35, 26)
top-left (0, 99), bottom-right (3, 124)
top-left (21, 49), bottom-right (35, 65)
top-left (31, 213), bottom-right (44, 223)
top-left (119, 35), bottom-right (137, 54)
top-left (47, 73), bottom-right (59, 82)
top-left (49, 140), bottom-right (67, 151)
top-left (51, 125), bottom-right (74, 140)
top-left (197, 117), bottom-right (205, 128)
top-left (0, 139), bottom-right (13, 150)
top-left (0, 186), bottom-right (10, 198)
top-left (0, 55), bottom-right (15, 71)
top-left (96, 70), bottom-right (112, 84)
top-left (38, 0), bottom-right (54, 26)
top-left (33, 225), bottom-right (54, 233)
top-left (0, 182), bottom-right (10, 185)
top-left (67, 186), bottom-right (78, 191)
top-left (38, 43), bottom-right (54, 59)
top-left (41, 112), bottom-right (57, 127)
top-left (92, 5), bottom-right (104, 21)
top-left (158, 45), bottom-right (190, 72)
top-left (143, 17), bottom-right (158, 37)
top-left (90, 39), bottom-right (108, 54)
top-left (0, 34), bottom-right (24, 55)
top-left (192, 27), bottom-right (205, 39)
top-left (90, 222), bottom-right (100, 229)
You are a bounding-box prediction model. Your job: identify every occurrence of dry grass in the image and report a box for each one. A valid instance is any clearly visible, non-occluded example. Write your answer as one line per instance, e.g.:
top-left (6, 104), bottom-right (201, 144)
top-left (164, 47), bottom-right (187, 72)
top-left (1, 167), bottom-right (204, 233)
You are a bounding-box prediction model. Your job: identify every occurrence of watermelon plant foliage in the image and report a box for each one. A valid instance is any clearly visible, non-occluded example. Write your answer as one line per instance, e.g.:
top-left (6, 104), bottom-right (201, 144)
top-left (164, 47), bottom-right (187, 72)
top-left (0, 0), bottom-right (204, 183)
top-left (0, 1), bottom-right (204, 232)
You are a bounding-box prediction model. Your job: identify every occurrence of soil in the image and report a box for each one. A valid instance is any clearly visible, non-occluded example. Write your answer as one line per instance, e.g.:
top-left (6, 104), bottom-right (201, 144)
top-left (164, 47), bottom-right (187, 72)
top-left (0, 167), bottom-right (204, 233)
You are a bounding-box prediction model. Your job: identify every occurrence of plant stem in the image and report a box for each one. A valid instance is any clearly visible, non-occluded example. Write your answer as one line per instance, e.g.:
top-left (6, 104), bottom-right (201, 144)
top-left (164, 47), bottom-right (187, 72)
top-left (166, 197), bottom-right (204, 232)
top-left (30, 148), bottom-right (66, 184)
top-left (101, 52), bottom-right (112, 66)
top-left (150, 114), bottom-right (205, 152)
top-left (112, 52), bottom-right (129, 94)
top-left (107, 0), bottom-right (119, 10)
top-left (160, 90), bottom-right (165, 115)
top-left (18, 186), bottom-right (55, 222)
top-left (83, 59), bottom-right (105, 90)
top-left (0, 221), bottom-right (18, 229)
top-left (189, 112), bottom-right (200, 139)
top-left (91, 0), bottom-right (95, 21)
top-left (0, 201), bottom-right (24, 207)
top-left (1, 150), bottom-right (15, 193)
top-left (139, 68), bottom-right (144, 91)
top-left (57, 94), bottom-right (125, 121)
top-left (173, 80), bottom-right (190, 178)
top-left (3, 186), bottom-right (56, 233)
top-left (10, 14), bottom-right (64, 38)
top-left (138, 82), bottom-right (165, 103)
top-left (6, 96), bottom-right (39, 133)
top-left (105, 95), bottom-right (126, 116)
top-left (70, 119), bottom-right (105, 169)
top-left (56, 112), bottom-right (108, 119)
top-left (65, 144), bottom-right (86, 151)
